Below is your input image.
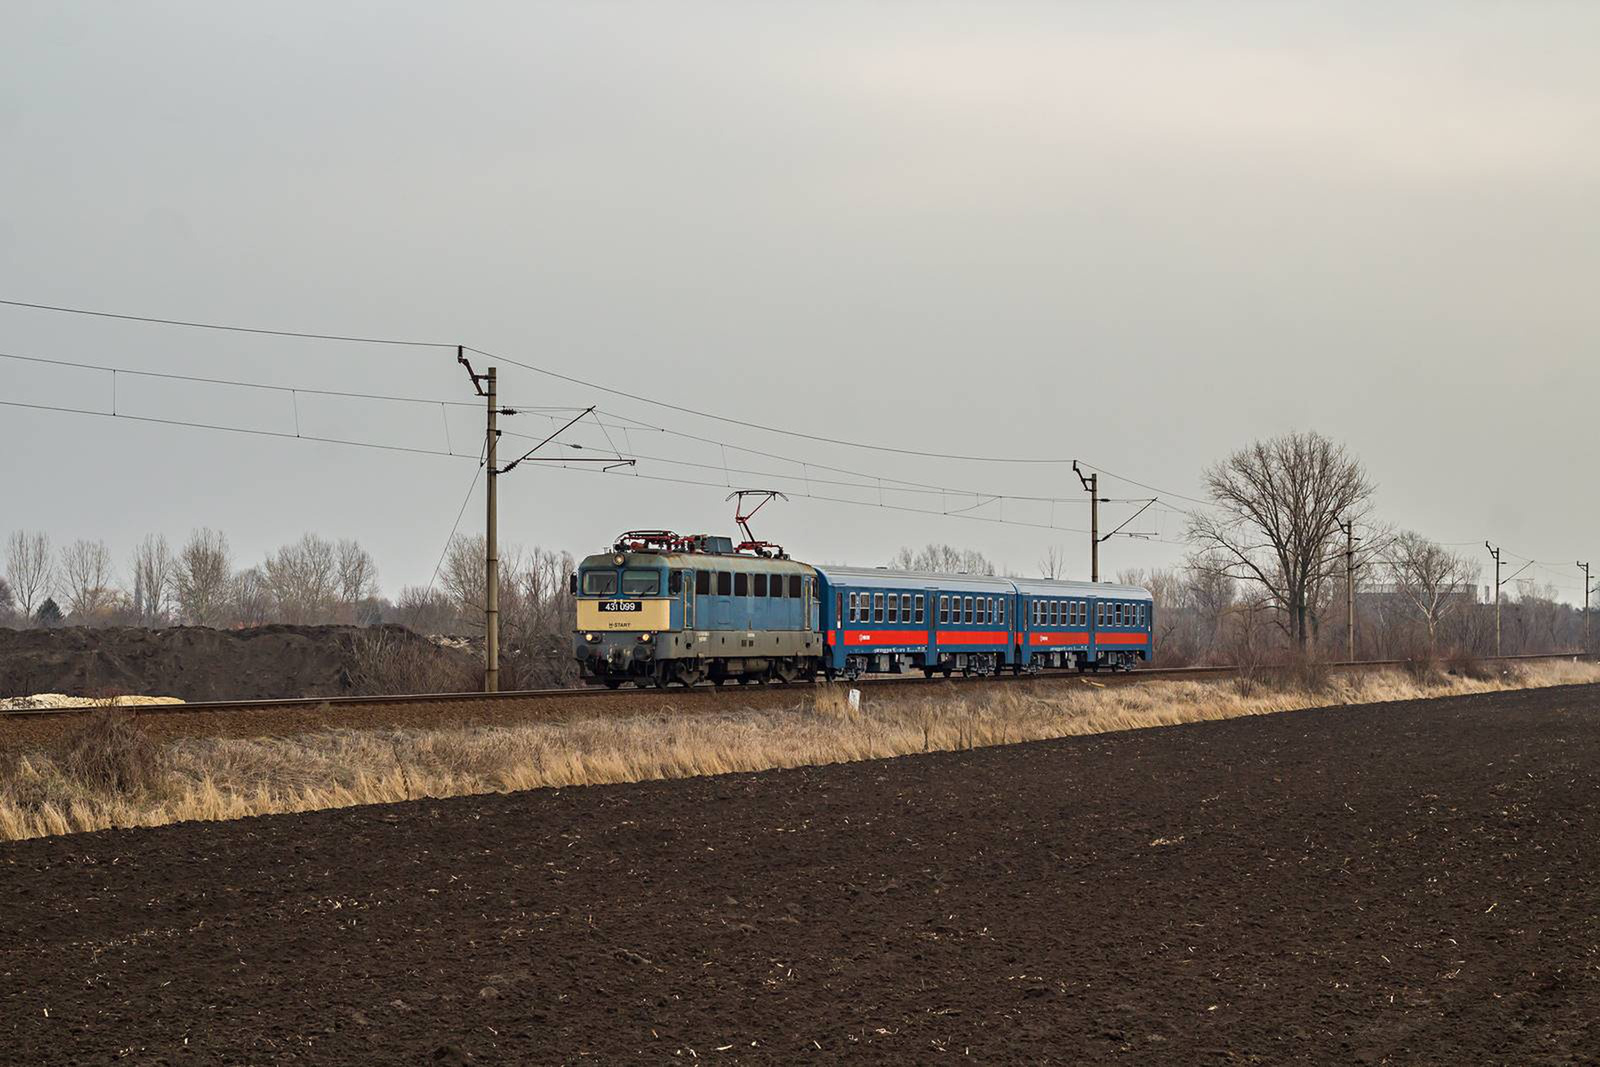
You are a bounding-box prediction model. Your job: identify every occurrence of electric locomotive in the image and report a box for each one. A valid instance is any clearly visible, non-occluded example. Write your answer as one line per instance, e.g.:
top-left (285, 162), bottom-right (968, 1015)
top-left (572, 530), bottom-right (822, 688)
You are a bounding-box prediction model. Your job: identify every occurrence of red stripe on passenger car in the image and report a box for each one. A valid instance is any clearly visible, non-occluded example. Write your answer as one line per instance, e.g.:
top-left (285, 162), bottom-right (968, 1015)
top-left (936, 631), bottom-right (1012, 645)
top-left (1096, 633), bottom-right (1150, 646)
top-left (844, 630), bottom-right (930, 645)
top-left (1028, 632), bottom-right (1090, 647)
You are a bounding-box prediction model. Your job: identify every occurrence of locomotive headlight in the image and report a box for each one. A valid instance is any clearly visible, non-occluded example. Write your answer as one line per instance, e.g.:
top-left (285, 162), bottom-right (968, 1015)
top-left (584, 633), bottom-right (599, 642)
top-left (638, 632), bottom-right (653, 642)
top-left (613, 554), bottom-right (625, 566)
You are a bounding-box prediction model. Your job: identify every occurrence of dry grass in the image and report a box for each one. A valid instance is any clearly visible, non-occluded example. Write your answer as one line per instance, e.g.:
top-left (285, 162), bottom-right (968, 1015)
top-left (3, 660), bottom-right (1596, 842)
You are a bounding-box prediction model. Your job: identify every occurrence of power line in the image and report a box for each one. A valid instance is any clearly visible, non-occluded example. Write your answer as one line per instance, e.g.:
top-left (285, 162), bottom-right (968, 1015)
top-left (1075, 461), bottom-right (1216, 510)
top-left (0, 398), bottom-right (474, 460)
top-left (497, 418), bottom-right (1145, 507)
top-left (3, 395), bottom-right (1118, 536)
top-left (0, 350), bottom-right (581, 412)
top-left (464, 344), bottom-right (1083, 465)
top-left (0, 297), bottom-right (452, 348)
top-left (427, 440), bottom-right (488, 594)
top-left (3, 292), bottom-right (1196, 475)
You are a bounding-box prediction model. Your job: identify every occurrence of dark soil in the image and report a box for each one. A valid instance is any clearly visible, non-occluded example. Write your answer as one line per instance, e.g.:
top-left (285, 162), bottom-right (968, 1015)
top-left (2, 685), bottom-right (1597, 1063)
top-left (0, 624), bottom-right (477, 701)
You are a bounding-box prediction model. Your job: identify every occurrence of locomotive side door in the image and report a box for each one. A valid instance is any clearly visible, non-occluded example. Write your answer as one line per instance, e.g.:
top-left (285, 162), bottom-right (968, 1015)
top-left (683, 569), bottom-right (696, 628)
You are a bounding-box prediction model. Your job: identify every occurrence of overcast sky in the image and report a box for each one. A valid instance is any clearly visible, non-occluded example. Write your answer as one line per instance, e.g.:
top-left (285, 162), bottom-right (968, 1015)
top-left (3, 3), bottom-right (1597, 601)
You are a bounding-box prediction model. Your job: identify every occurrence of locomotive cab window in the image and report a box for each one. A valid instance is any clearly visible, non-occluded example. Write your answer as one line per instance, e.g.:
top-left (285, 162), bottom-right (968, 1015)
top-left (789, 575), bottom-right (802, 598)
top-left (735, 573), bottom-right (749, 596)
top-left (668, 571), bottom-right (683, 595)
top-left (695, 571), bottom-right (710, 595)
top-left (581, 570), bottom-right (617, 595)
top-left (717, 572), bottom-right (732, 596)
top-left (753, 574), bottom-right (767, 597)
top-left (621, 570), bottom-right (660, 596)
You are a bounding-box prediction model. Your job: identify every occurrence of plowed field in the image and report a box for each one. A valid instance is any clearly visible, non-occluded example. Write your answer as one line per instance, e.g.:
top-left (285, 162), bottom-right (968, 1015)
top-left (3, 685), bottom-right (1597, 1063)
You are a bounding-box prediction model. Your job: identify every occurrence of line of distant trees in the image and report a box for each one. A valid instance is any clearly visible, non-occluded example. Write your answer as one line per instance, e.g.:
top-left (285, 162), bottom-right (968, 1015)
top-left (1, 529), bottom-right (580, 687)
top-left (6, 433), bottom-right (1590, 672)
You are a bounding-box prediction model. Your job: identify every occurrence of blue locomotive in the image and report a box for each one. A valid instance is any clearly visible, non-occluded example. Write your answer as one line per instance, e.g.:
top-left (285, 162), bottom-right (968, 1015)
top-left (573, 530), bottom-right (1152, 687)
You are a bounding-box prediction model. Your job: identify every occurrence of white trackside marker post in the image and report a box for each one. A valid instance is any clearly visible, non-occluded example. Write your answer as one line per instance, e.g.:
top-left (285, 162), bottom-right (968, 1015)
top-left (847, 689), bottom-right (861, 711)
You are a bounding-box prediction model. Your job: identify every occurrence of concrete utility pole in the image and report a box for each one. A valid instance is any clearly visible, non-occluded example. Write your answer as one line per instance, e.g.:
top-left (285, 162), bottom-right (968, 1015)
top-left (1338, 518), bottom-right (1357, 662)
top-left (1579, 560), bottom-right (1592, 654)
top-left (1072, 461), bottom-right (1102, 582)
top-left (457, 345), bottom-right (636, 694)
top-left (1486, 542), bottom-right (1503, 657)
top-left (485, 366), bottom-right (500, 693)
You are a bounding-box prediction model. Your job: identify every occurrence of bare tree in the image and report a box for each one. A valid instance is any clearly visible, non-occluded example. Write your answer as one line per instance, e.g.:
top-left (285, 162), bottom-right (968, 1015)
top-left (229, 566), bottom-right (272, 627)
top-left (1189, 431), bottom-right (1376, 649)
top-left (174, 528), bottom-right (233, 626)
top-left (60, 538), bottom-right (115, 619)
top-left (1038, 544), bottom-right (1068, 579)
top-left (888, 544), bottom-right (996, 575)
top-left (441, 534), bottom-right (488, 631)
top-left (392, 585), bottom-right (458, 634)
top-left (129, 534), bottom-right (177, 625)
top-left (5, 531), bottom-right (53, 620)
top-left (263, 533), bottom-right (339, 623)
top-left (0, 576), bottom-right (14, 625)
top-left (335, 538), bottom-right (379, 619)
top-left (1384, 531), bottom-right (1477, 652)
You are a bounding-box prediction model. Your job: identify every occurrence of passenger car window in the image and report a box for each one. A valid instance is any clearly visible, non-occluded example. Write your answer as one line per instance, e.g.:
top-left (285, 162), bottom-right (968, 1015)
top-left (717, 572), bottom-right (732, 596)
top-left (915, 594), bottom-right (925, 623)
top-left (873, 592), bottom-right (884, 622)
top-left (939, 595), bottom-right (949, 623)
top-left (901, 594), bottom-right (912, 621)
top-left (998, 599), bottom-right (1006, 625)
top-left (582, 570), bottom-right (617, 595)
top-left (696, 571), bottom-right (710, 595)
top-left (964, 596), bottom-right (974, 623)
top-left (622, 570), bottom-right (659, 595)
top-left (887, 595), bottom-right (899, 623)
top-left (847, 592), bottom-right (858, 622)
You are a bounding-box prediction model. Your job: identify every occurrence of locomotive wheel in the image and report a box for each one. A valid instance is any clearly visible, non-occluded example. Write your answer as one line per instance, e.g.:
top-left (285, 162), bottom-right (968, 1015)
top-left (603, 679), bottom-right (622, 690)
top-left (923, 667), bottom-right (936, 679)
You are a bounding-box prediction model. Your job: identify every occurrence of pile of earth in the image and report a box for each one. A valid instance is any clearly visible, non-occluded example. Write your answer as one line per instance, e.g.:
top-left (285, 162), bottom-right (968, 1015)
top-left (0, 624), bottom-right (481, 702)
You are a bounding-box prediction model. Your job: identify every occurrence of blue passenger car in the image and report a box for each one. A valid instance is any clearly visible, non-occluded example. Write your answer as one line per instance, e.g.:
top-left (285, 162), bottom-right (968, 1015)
top-left (814, 567), bottom-right (1019, 679)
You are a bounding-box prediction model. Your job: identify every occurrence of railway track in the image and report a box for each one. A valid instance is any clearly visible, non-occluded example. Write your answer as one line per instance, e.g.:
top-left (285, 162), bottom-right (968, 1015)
top-left (0, 652), bottom-right (1588, 754)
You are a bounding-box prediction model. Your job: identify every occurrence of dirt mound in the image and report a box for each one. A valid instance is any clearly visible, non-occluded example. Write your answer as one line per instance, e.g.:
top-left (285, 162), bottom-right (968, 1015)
top-left (0, 624), bottom-right (480, 702)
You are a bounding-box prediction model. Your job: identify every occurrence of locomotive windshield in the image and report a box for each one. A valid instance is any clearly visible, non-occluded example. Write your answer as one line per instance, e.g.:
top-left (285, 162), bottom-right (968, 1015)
top-left (621, 569), bottom-right (661, 595)
top-left (581, 570), bottom-right (617, 595)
